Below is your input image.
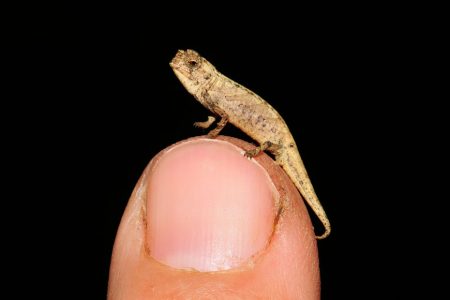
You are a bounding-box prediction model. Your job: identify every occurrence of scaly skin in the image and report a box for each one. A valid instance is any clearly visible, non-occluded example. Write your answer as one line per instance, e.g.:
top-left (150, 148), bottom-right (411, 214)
top-left (170, 49), bottom-right (330, 239)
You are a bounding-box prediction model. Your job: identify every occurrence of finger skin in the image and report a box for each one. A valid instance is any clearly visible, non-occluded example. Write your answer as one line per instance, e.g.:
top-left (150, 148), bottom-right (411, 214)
top-left (108, 136), bottom-right (320, 299)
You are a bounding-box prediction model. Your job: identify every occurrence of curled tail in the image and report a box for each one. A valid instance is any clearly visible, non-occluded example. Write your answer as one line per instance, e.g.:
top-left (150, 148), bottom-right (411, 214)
top-left (307, 197), bottom-right (331, 239)
top-left (279, 150), bottom-right (331, 239)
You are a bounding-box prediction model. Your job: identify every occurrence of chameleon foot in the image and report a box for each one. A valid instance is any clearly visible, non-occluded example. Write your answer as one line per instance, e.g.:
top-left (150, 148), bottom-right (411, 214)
top-left (194, 116), bottom-right (216, 129)
top-left (244, 147), bottom-right (261, 158)
top-left (245, 141), bottom-right (280, 158)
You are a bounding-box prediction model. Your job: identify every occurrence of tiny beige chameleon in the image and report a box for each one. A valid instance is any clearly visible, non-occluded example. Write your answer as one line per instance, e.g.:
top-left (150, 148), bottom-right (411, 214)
top-left (170, 49), bottom-right (330, 239)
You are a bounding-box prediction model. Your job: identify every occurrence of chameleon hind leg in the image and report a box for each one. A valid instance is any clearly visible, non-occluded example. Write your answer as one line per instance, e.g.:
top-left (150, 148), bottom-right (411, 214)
top-left (244, 141), bottom-right (281, 158)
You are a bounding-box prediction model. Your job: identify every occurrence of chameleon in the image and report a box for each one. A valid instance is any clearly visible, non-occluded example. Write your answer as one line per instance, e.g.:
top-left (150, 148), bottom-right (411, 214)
top-left (169, 49), bottom-right (330, 239)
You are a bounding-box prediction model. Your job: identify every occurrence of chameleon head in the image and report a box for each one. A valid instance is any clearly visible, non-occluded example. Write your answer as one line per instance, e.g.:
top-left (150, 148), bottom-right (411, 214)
top-left (170, 49), bottom-right (216, 98)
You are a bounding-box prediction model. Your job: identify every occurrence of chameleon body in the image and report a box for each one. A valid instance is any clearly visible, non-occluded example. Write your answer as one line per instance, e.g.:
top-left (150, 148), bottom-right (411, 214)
top-left (170, 49), bottom-right (330, 239)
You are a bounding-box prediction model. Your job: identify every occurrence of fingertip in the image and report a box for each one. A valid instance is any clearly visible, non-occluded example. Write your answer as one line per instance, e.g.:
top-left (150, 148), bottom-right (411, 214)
top-left (108, 136), bottom-right (320, 299)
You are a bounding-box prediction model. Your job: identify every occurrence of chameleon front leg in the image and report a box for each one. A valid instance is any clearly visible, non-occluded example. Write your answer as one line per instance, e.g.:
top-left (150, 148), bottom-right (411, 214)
top-left (192, 108), bottom-right (228, 138)
top-left (244, 141), bottom-right (282, 158)
top-left (206, 106), bottom-right (229, 138)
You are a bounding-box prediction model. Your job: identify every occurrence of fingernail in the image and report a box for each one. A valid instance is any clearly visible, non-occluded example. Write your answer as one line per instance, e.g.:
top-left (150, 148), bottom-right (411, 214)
top-left (146, 139), bottom-right (277, 272)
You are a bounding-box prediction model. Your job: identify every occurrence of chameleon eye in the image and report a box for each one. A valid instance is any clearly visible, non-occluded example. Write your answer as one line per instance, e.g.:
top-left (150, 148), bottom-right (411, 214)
top-left (188, 60), bottom-right (198, 67)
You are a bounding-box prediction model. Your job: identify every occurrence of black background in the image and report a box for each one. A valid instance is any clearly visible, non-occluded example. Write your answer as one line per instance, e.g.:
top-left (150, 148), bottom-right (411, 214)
top-left (4, 7), bottom-right (438, 299)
